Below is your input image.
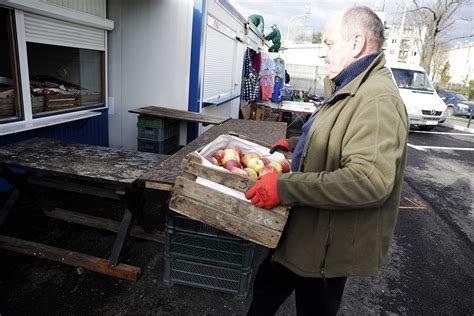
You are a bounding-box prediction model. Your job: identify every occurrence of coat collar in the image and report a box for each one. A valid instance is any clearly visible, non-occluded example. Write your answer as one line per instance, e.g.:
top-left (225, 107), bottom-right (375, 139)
top-left (323, 52), bottom-right (386, 105)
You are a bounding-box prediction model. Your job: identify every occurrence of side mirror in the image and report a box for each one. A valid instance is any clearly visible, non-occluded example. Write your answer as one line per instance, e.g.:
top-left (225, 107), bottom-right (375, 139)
top-left (441, 97), bottom-right (446, 100)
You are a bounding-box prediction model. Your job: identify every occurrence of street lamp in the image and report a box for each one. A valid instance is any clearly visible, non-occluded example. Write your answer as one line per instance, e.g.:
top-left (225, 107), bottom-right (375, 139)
top-left (285, 6), bottom-right (311, 44)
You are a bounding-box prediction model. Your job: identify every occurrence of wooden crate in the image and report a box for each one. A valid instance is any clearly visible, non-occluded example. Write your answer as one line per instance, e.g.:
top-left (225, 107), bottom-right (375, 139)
top-left (45, 93), bottom-right (101, 111)
top-left (0, 97), bottom-right (15, 116)
top-left (31, 96), bottom-right (45, 114)
top-left (169, 150), bottom-right (290, 248)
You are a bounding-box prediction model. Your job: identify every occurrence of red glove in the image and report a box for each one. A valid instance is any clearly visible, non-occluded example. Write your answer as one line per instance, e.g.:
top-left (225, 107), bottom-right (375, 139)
top-left (269, 139), bottom-right (289, 154)
top-left (245, 172), bottom-right (281, 209)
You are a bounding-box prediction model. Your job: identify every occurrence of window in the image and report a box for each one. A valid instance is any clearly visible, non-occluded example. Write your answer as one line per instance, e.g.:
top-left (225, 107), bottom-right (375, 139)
top-left (0, 8), bottom-right (21, 123)
top-left (391, 68), bottom-right (434, 91)
top-left (27, 43), bottom-right (105, 116)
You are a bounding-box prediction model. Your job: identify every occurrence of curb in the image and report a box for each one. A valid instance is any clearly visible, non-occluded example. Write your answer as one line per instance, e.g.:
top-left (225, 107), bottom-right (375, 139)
top-left (441, 121), bottom-right (474, 133)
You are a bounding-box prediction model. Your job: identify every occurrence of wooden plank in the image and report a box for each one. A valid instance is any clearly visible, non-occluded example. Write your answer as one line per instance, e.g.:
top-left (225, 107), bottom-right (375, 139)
top-left (144, 181), bottom-right (173, 192)
top-left (173, 176), bottom-right (287, 231)
top-left (0, 235), bottom-right (141, 281)
top-left (181, 158), bottom-right (256, 194)
top-left (108, 208), bottom-right (133, 267)
top-left (129, 106), bottom-right (230, 125)
top-left (44, 208), bottom-right (165, 243)
top-left (169, 194), bottom-right (281, 248)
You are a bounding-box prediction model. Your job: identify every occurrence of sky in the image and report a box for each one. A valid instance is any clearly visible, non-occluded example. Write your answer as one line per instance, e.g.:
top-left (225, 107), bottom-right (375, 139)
top-left (228, 0), bottom-right (474, 47)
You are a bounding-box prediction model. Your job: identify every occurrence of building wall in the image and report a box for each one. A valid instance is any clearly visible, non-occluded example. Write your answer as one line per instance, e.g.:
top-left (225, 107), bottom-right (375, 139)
top-left (383, 25), bottom-right (422, 65)
top-left (444, 44), bottom-right (473, 85)
top-left (107, 0), bottom-right (194, 150)
top-left (40, 0), bottom-right (106, 18)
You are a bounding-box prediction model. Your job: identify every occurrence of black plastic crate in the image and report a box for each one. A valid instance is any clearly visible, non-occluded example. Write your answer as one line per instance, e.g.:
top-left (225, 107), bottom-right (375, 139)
top-left (137, 121), bottom-right (180, 141)
top-left (163, 256), bottom-right (252, 298)
top-left (165, 229), bottom-right (254, 270)
top-left (137, 136), bottom-right (179, 154)
top-left (166, 211), bottom-right (240, 240)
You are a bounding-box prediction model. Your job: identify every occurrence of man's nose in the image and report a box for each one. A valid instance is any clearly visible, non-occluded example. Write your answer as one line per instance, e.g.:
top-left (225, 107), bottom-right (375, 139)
top-left (319, 47), bottom-right (327, 58)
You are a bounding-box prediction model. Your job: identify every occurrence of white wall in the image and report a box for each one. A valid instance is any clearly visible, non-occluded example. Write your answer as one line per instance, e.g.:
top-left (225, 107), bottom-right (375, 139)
top-left (107, 0), bottom-right (193, 149)
top-left (40, 0), bottom-right (106, 18)
top-left (445, 44), bottom-right (473, 85)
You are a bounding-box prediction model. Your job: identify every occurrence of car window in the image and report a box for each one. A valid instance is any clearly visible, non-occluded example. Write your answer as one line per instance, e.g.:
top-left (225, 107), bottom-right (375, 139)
top-left (455, 93), bottom-right (468, 101)
top-left (391, 68), bottom-right (434, 91)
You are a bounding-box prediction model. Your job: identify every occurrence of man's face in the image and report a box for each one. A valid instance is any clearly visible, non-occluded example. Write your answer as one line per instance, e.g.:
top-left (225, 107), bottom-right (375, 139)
top-left (319, 18), bottom-right (354, 79)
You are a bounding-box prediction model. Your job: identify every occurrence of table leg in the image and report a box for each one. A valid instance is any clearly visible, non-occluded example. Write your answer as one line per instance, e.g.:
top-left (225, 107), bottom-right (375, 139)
top-left (0, 188), bottom-right (20, 225)
top-left (108, 208), bottom-right (133, 267)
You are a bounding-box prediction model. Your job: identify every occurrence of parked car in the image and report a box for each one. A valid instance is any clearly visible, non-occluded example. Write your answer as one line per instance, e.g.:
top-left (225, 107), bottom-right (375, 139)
top-left (436, 89), bottom-right (474, 117)
top-left (386, 63), bottom-right (447, 131)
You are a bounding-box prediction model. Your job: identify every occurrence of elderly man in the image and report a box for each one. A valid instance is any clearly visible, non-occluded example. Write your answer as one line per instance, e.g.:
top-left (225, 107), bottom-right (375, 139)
top-left (246, 6), bottom-right (409, 315)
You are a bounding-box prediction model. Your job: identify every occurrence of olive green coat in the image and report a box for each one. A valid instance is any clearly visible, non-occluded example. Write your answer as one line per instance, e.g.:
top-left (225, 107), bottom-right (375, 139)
top-left (275, 53), bottom-right (409, 278)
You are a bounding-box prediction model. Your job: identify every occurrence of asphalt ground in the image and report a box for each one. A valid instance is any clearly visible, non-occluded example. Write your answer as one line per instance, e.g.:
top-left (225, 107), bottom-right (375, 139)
top-left (1, 124), bottom-right (473, 315)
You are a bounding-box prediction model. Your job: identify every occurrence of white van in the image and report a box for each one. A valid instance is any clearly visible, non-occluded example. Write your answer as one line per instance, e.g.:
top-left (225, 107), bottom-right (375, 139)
top-left (386, 63), bottom-right (447, 130)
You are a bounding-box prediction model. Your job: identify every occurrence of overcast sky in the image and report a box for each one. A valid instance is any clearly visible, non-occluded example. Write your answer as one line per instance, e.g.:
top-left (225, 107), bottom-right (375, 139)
top-left (228, 0), bottom-right (473, 46)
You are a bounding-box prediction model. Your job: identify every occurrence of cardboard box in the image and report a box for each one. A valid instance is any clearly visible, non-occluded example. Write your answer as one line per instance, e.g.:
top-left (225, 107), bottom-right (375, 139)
top-left (169, 134), bottom-right (290, 248)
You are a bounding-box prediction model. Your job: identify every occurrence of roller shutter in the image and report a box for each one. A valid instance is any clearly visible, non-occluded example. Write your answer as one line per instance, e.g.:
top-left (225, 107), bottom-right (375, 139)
top-left (23, 12), bottom-right (105, 51)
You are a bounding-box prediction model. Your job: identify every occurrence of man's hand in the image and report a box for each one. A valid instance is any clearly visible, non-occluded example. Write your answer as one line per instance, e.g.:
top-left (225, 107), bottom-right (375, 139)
top-left (269, 140), bottom-right (289, 154)
top-left (245, 172), bottom-right (281, 209)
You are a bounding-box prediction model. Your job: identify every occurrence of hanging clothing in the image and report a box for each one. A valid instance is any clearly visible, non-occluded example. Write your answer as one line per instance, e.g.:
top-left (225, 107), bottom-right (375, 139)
top-left (273, 57), bottom-right (285, 82)
top-left (241, 49), bottom-right (258, 102)
top-left (271, 81), bottom-right (283, 102)
top-left (251, 52), bottom-right (262, 75)
top-left (260, 74), bottom-right (273, 101)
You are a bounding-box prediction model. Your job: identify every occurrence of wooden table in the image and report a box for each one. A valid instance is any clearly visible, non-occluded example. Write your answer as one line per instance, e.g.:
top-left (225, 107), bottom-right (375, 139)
top-left (278, 101), bottom-right (316, 127)
top-left (129, 106), bottom-right (230, 125)
top-left (0, 138), bottom-right (167, 281)
top-left (140, 119), bottom-right (288, 191)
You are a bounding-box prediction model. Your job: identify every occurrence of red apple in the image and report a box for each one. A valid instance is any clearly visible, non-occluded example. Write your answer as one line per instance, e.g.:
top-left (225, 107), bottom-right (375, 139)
top-left (259, 165), bottom-right (277, 176)
top-left (223, 159), bottom-right (241, 171)
top-left (212, 149), bottom-right (225, 165)
top-left (230, 167), bottom-right (247, 176)
top-left (242, 152), bottom-right (261, 166)
top-left (261, 157), bottom-right (271, 166)
top-left (222, 148), bottom-right (240, 165)
top-left (279, 159), bottom-right (291, 173)
top-left (206, 156), bottom-right (219, 165)
top-left (268, 161), bottom-right (282, 173)
top-left (246, 157), bottom-right (264, 173)
top-left (244, 167), bottom-right (258, 179)
top-left (230, 146), bottom-right (243, 160)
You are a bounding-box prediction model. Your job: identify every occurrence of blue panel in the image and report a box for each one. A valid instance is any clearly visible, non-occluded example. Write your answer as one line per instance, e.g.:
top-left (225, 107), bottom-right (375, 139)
top-left (187, 0), bottom-right (205, 143)
top-left (0, 109), bottom-right (108, 192)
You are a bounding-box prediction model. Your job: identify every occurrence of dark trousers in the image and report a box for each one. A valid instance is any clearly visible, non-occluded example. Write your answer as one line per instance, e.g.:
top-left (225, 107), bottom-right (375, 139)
top-left (247, 253), bottom-right (347, 316)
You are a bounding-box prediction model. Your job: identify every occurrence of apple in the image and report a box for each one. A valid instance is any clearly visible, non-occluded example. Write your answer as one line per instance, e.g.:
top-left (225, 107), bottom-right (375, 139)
top-left (246, 157), bottom-right (264, 173)
top-left (242, 152), bottom-right (260, 166)
top-left (206, 156), bottom-right (219, 165)
top-left (222, 148), bottom-right (240, 165)
top-left (212, 149), bottom-right (225, 165)
top-left (279, 159), bottom-right (291, 173)
top-left (261, 157), bottom-right (271, 166)
top-left (223, 159), bottom-right (241, 171)
top-left (230, 167), bottom-right (248, 176)
top-left (268, 161), bottom-right (283, 173)
top-left (230, 146), bottom-right (243, 160)
top-left (259, 165), bottom-right (277, 176)
top-left (244, 167), bottom-right (258, 179)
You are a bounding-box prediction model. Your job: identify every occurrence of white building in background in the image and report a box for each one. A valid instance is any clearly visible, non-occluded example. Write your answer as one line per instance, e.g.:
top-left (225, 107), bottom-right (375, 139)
top-left (383, 24), bottom-right (422, 65)
top-left (443, 43), bottom-right (474, 86)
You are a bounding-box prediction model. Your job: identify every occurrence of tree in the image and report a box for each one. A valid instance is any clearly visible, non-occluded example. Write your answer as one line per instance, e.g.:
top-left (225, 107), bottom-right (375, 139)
top-left (410, 0), bottom-right (472, 76)
top-left (312, 31), bottom-right (322, 44)
top-left (440, 61), bottom-right (451, 83)
top-left (430, 46), bottom-right (448, 81)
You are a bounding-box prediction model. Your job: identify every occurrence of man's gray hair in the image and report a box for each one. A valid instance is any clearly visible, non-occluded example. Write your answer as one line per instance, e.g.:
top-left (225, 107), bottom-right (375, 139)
top-left (340, 6), bottom-right (385, 51)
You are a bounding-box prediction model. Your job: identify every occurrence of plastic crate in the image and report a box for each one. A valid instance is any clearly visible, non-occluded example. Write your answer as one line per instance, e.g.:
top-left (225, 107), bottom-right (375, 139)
top-left (163, 256), bottom-right (252, 298)
top-left (137, 136), bottom-right (179, 154)
top-left (166, 211), bottom-right (240, 240)
top-left (138, 116), bottom-right (177, 128)
top-left (165, 229), bottom-right (254, 270)
top-left (137, 122), bottom-right (180, 141)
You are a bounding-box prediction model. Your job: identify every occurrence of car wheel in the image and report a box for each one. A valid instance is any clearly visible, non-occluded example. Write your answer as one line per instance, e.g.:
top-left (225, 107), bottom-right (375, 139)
top-left (446, 106), bottom-right (455, 116)
top-left (419, 125), bottom-right (435, 131)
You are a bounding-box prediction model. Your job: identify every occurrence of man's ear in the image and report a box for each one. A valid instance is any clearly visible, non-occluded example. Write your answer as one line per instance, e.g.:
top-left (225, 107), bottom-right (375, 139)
top-left (351, 33), bottom-right (366, 57)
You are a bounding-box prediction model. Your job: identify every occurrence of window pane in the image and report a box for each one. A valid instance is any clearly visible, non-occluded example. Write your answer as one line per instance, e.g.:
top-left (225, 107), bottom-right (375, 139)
top-left (27, 43), bottom-right (104, 116)
top-left (0, 8), bottom-right (21, 123)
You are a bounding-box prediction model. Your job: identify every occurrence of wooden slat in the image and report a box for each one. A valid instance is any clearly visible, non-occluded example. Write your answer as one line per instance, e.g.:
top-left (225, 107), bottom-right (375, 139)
top-left (173, 176), bottom-right (287, 231)
top-left (129, 106), bottom-right (230, 125)
top-left (169, 194), bottom-right (281, 248)
top-left (44, 208), bottom-right (165, 243)
top-left (0, 235), bottom-right (141, 281)
top-left (181, 158), bottom-right (256, 194)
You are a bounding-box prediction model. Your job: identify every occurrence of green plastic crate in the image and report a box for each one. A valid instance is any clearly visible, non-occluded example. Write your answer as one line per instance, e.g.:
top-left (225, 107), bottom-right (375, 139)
top-left (137, 136), bottom-right (179, 154)
top-left (138, 116), bottom-right (177, 128)
top-left (137, 122), bottom-right (179, 141)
